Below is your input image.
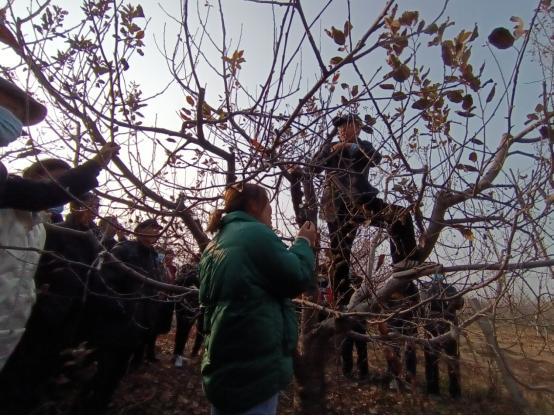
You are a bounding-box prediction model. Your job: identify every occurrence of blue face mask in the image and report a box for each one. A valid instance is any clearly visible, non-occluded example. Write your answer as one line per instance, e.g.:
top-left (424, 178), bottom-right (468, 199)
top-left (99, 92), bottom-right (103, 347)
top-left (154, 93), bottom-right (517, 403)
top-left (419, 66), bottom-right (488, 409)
top-left (48, 205), bottom-right (65, 215)
top-left (432, 273), bottom-right (445, 283)
top-left (0, 106), bottom-right (23, 146)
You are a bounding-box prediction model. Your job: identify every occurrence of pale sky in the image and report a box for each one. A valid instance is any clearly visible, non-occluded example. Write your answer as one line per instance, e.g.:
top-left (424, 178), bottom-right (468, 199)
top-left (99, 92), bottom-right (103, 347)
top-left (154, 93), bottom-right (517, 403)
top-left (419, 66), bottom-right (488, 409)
top-left (3, 0), bottom-right (547, 223)
top-left (4, 0), bottom-right (543, 170)
top-left (1, 1), bottom-right (551, 295)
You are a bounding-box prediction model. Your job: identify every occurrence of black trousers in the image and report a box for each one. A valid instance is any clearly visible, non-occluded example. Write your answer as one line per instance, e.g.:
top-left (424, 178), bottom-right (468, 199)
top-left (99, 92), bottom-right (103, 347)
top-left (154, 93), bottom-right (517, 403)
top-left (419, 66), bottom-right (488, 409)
top-left (385, 340), bottom-right (417, 383)
top-left (340, 321), bottom-right (369, 377)
top-left (174, 311), bottom-right (204, 357)
top-left (328, 196), bottom-right (418, 305)
top-left (130, 332), bottom-right (158, 368)
top-left (132, 302), bottom-right (175, 365)
top-left (0, 295), bottom-right (81, 413)
top-left (379, 318), bottom-right (418, 385)
top-left (424, 325), bottom-right (461, 397)
top-left (328, 196), bottom-right (418, 381)
top-left (76, 346), bottom-right (134, 414)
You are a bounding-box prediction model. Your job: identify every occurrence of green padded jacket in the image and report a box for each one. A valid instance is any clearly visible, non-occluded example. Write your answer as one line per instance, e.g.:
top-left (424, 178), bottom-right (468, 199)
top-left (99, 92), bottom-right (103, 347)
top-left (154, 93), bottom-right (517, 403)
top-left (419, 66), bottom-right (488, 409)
top-left (199, 211), bottom-right (315, 413)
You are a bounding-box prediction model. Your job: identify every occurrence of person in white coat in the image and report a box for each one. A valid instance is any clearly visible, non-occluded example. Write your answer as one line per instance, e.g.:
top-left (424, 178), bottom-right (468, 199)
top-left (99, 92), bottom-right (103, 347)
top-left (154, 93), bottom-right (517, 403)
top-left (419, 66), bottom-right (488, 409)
top-left (0, 77), bottom-right (118, 373)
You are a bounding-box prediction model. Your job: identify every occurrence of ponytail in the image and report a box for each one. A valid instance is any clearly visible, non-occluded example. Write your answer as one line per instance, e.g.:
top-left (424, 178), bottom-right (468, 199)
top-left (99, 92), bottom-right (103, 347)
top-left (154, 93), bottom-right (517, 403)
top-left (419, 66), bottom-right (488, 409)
top-left (206, 208), bottom-right (225, 234)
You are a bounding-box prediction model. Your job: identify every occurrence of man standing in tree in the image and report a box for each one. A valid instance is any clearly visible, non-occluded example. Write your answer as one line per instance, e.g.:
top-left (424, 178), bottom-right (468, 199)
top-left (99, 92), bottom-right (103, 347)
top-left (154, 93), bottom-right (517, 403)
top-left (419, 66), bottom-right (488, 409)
top-left (311, 113), bottom-right (438, 377)
top-left (312, 113), bottom-right (437, 304)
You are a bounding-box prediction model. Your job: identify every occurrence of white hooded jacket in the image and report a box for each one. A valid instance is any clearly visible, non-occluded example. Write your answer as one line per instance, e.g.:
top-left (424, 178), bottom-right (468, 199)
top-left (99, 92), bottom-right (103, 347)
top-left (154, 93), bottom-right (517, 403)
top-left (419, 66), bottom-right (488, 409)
top-left (0, 209), bottom-right (47, 370)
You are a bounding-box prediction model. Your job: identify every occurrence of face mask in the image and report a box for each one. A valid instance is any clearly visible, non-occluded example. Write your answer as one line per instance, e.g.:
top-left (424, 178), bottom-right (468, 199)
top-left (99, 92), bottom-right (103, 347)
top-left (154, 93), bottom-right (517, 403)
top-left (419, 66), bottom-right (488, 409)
top-left (432, 273), bottom-right (445, 283)
top-left (0, 106), bottom-right (23, 146)
top-left (48, 205), bottom-right (65, 215)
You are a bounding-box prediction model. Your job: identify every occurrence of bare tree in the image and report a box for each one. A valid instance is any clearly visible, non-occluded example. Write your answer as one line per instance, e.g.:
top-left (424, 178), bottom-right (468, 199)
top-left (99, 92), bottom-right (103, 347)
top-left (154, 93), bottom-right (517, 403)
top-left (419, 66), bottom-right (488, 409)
top-left (1, 0), bottom-right (552, 412)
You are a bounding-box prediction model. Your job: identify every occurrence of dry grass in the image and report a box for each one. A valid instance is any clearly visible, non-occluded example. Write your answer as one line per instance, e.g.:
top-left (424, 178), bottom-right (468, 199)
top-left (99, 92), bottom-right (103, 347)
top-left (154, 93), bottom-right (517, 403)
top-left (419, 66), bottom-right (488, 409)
top-left (108, 318), bottom-right (554, 414)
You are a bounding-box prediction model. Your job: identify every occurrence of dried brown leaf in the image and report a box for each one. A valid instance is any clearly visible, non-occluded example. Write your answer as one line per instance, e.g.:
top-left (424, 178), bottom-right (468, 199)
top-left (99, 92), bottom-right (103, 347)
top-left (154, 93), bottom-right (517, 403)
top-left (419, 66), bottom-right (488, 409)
top-left (488, 27), bottom-right (514, 49)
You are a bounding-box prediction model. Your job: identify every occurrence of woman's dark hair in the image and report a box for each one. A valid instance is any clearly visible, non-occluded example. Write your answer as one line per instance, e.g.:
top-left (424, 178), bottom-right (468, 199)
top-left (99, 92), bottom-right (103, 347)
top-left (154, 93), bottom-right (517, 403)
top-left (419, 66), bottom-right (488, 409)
top-left (22, 158), bottom-right (71, 179)
top-left (206, 182), bottom-right (269, 233)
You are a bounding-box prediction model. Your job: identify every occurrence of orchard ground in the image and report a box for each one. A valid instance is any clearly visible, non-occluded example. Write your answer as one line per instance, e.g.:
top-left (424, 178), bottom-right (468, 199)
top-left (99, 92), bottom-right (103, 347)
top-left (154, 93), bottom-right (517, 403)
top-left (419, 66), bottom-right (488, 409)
top-left (107, 318), bottom-right (554, 414)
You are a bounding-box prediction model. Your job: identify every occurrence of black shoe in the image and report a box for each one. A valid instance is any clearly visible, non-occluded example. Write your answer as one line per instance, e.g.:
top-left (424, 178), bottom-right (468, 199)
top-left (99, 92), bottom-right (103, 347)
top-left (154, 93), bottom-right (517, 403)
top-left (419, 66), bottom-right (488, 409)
top-left (342, 370), bottom-right (355, 380)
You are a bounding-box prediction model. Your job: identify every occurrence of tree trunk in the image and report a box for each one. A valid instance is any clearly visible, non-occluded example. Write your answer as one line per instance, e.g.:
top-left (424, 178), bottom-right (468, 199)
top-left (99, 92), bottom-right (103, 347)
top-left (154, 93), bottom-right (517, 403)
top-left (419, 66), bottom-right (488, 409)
top-left (469, 298), bottom-right (529, 412)
top-left (290, 172), bottom-right (330, 414)
top-left (294, 289), bottom-right (330, 414)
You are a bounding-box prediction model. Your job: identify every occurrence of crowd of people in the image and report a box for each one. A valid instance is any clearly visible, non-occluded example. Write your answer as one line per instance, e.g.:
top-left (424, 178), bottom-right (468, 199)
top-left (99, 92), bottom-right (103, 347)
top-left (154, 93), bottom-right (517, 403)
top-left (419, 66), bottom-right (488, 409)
top-left (0, 76), bottom-right (465, 414)
top-left (0, 77), bottom-right (206, 412)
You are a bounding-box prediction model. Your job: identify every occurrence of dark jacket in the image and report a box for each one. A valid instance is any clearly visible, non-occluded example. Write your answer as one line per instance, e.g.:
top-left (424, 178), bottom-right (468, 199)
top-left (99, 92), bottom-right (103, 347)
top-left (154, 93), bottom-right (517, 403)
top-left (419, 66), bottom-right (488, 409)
top-left (175, 263), bottom-right (200, 319)
top-left (0, 161), bottom-right (6, 196)
top-left (30, 225), bottom-right (100, 351)
top-left (312, 139), bottom-right (382, 204)
top-left (154, 259), bottom-right (176, 335)
top-left (199, 211), bottom-right (315, 413)
top-left (61, 213), bottom-right (103, 240)
top-left (87, 240), bottom-right (164, 348)
top-left (34, 225), bottom-right (101, 301)
top-left (0, 159), bottom-right (102, 211)
top-left (384, 281), bottom-right (420, 334)
top-left (420, 280), bottom-right (464, 334)
top-left (100, 236), bottom-right (118, 251)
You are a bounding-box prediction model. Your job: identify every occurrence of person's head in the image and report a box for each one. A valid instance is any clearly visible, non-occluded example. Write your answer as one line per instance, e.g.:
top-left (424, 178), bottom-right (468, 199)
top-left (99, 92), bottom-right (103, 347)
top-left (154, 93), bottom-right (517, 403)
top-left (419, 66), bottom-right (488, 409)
top-left (22, 158), bottom-right (71, 180)
top-left (23, 159), bottom-right (72, 218)
top-left (116, 226), bottom-right (128, 241)
top-left (431, 273), bottom-right (445, 284)
top-left (333, 113), bottom-right (363, 143)
top-left (206, 182), bottom-right (271, 233)
top-left (69, 192), bottom-right (100, 225)
top-left (98, 215), bottom-right (119, 240)
top-left (134, 219), bottom-right (163, 247)
top-left (0, 77), bottom-right (47, 147)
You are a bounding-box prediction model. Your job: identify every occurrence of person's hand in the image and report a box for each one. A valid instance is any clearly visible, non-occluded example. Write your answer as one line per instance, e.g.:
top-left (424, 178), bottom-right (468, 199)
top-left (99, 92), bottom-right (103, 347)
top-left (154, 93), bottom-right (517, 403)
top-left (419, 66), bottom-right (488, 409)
top-left (287, 166), bottom-right (303, 177)
top-left (93, 143), bottom-right (120, 167)
top-left (331, 142), bottom-right (355, 152)
top-left (297, 220), bottom-right (317, 247)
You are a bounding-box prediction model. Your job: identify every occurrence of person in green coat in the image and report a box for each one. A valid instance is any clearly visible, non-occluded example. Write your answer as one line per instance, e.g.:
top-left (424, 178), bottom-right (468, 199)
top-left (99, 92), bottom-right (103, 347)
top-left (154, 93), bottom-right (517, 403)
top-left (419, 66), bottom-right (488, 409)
top-left (199, 182), bottom-right (317, 414)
